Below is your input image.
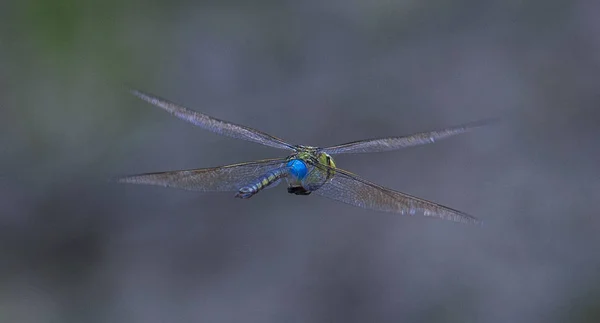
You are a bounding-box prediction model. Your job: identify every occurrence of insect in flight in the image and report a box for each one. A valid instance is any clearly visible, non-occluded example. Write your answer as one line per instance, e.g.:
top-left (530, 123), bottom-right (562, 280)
top-left (118, 90), bottom-right (491, 225)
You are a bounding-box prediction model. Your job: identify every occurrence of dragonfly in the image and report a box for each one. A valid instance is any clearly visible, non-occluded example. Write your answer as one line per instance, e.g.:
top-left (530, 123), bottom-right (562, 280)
top-left (118, 89), bottom-right (491, 225)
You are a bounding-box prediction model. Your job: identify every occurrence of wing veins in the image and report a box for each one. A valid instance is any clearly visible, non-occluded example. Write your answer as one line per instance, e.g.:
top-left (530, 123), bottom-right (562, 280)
top-left (131, 89), bottom-right (295, 151)
top-left (117, 158), bottom-right (288, 192)
top-left (311, 163), bottom-right (481, 225)
top-left (320, 118), bottom-right (496, 155)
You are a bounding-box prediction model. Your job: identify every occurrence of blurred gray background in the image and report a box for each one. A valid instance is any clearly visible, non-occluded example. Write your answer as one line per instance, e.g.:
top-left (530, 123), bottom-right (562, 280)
top-left (2, 0), bottom-right (600, 322)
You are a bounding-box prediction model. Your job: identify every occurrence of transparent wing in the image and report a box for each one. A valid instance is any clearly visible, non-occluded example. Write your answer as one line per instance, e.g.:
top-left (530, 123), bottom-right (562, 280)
top-left (313, 166), bottom-right (481, 225)
top-left (131, 89), bottom-right (295, 151)
top-left (117, 158), bottom-right (287, 192)
top-left (320, 119), bottom-right (495, 155)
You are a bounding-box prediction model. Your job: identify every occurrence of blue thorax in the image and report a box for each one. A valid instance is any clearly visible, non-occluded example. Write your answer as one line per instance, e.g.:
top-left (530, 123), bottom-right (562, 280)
top-left (286, 159), bottom-right (308, 180)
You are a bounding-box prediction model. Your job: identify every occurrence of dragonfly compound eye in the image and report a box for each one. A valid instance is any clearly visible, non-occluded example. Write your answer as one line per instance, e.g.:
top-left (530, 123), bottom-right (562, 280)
top-left (286, 159), bottom-right (308, 180)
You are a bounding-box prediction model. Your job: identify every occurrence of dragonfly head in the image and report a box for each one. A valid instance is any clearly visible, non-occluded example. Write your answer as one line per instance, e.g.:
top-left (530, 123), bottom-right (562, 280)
top-left (287, 150), bottom-right (336, 180)
top-left (286, 151), bottom-right (337, 194)
top-left (317, 152), bottom-right (336, 169)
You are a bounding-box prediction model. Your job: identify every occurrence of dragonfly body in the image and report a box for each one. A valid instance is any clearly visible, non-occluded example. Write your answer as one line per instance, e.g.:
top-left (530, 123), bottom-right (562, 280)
top-left (119, 89), bottom-right (493, 225)
top-left (286, 148), bottom-right (337, 196)
top-left (235, 167), bottom-right (287, 199)
top-left (236, 149), bottom-right (336, 198)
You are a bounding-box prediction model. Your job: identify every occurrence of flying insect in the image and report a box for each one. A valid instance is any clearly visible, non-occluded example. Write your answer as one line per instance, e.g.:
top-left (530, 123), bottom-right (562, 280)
top-left (118, 90), bottom-right (490, 225)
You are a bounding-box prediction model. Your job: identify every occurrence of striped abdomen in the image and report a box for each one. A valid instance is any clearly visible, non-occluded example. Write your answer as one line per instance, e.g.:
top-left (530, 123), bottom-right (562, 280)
top-left (235, 168), bottom-right (287, 199)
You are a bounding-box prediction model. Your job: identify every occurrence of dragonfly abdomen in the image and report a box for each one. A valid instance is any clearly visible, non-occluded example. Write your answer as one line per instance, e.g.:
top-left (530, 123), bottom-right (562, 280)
top-left (235, 168), bottom-right (287, 199)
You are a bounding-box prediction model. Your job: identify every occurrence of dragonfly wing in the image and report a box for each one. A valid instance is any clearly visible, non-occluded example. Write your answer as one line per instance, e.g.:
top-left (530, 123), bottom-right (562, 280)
top-left (320, 119), bottom-right (496, 155)
top-left (117, 158), bottom-right (288, 192)
top-left (130, 89), bottom-right (295, 151)
top-left (313, 167), bottom-right (481, 225)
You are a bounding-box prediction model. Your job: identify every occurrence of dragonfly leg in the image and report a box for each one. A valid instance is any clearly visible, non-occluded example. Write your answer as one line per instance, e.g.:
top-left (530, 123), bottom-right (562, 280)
top-left (287, 186), bottom-right (312, 196)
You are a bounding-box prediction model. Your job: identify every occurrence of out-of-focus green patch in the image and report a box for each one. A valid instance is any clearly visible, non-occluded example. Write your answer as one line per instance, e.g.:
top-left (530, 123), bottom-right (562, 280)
top-left (20, 0), bottom-right (83, 54)
top-left (563, 288), bottom-right (600, 323)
